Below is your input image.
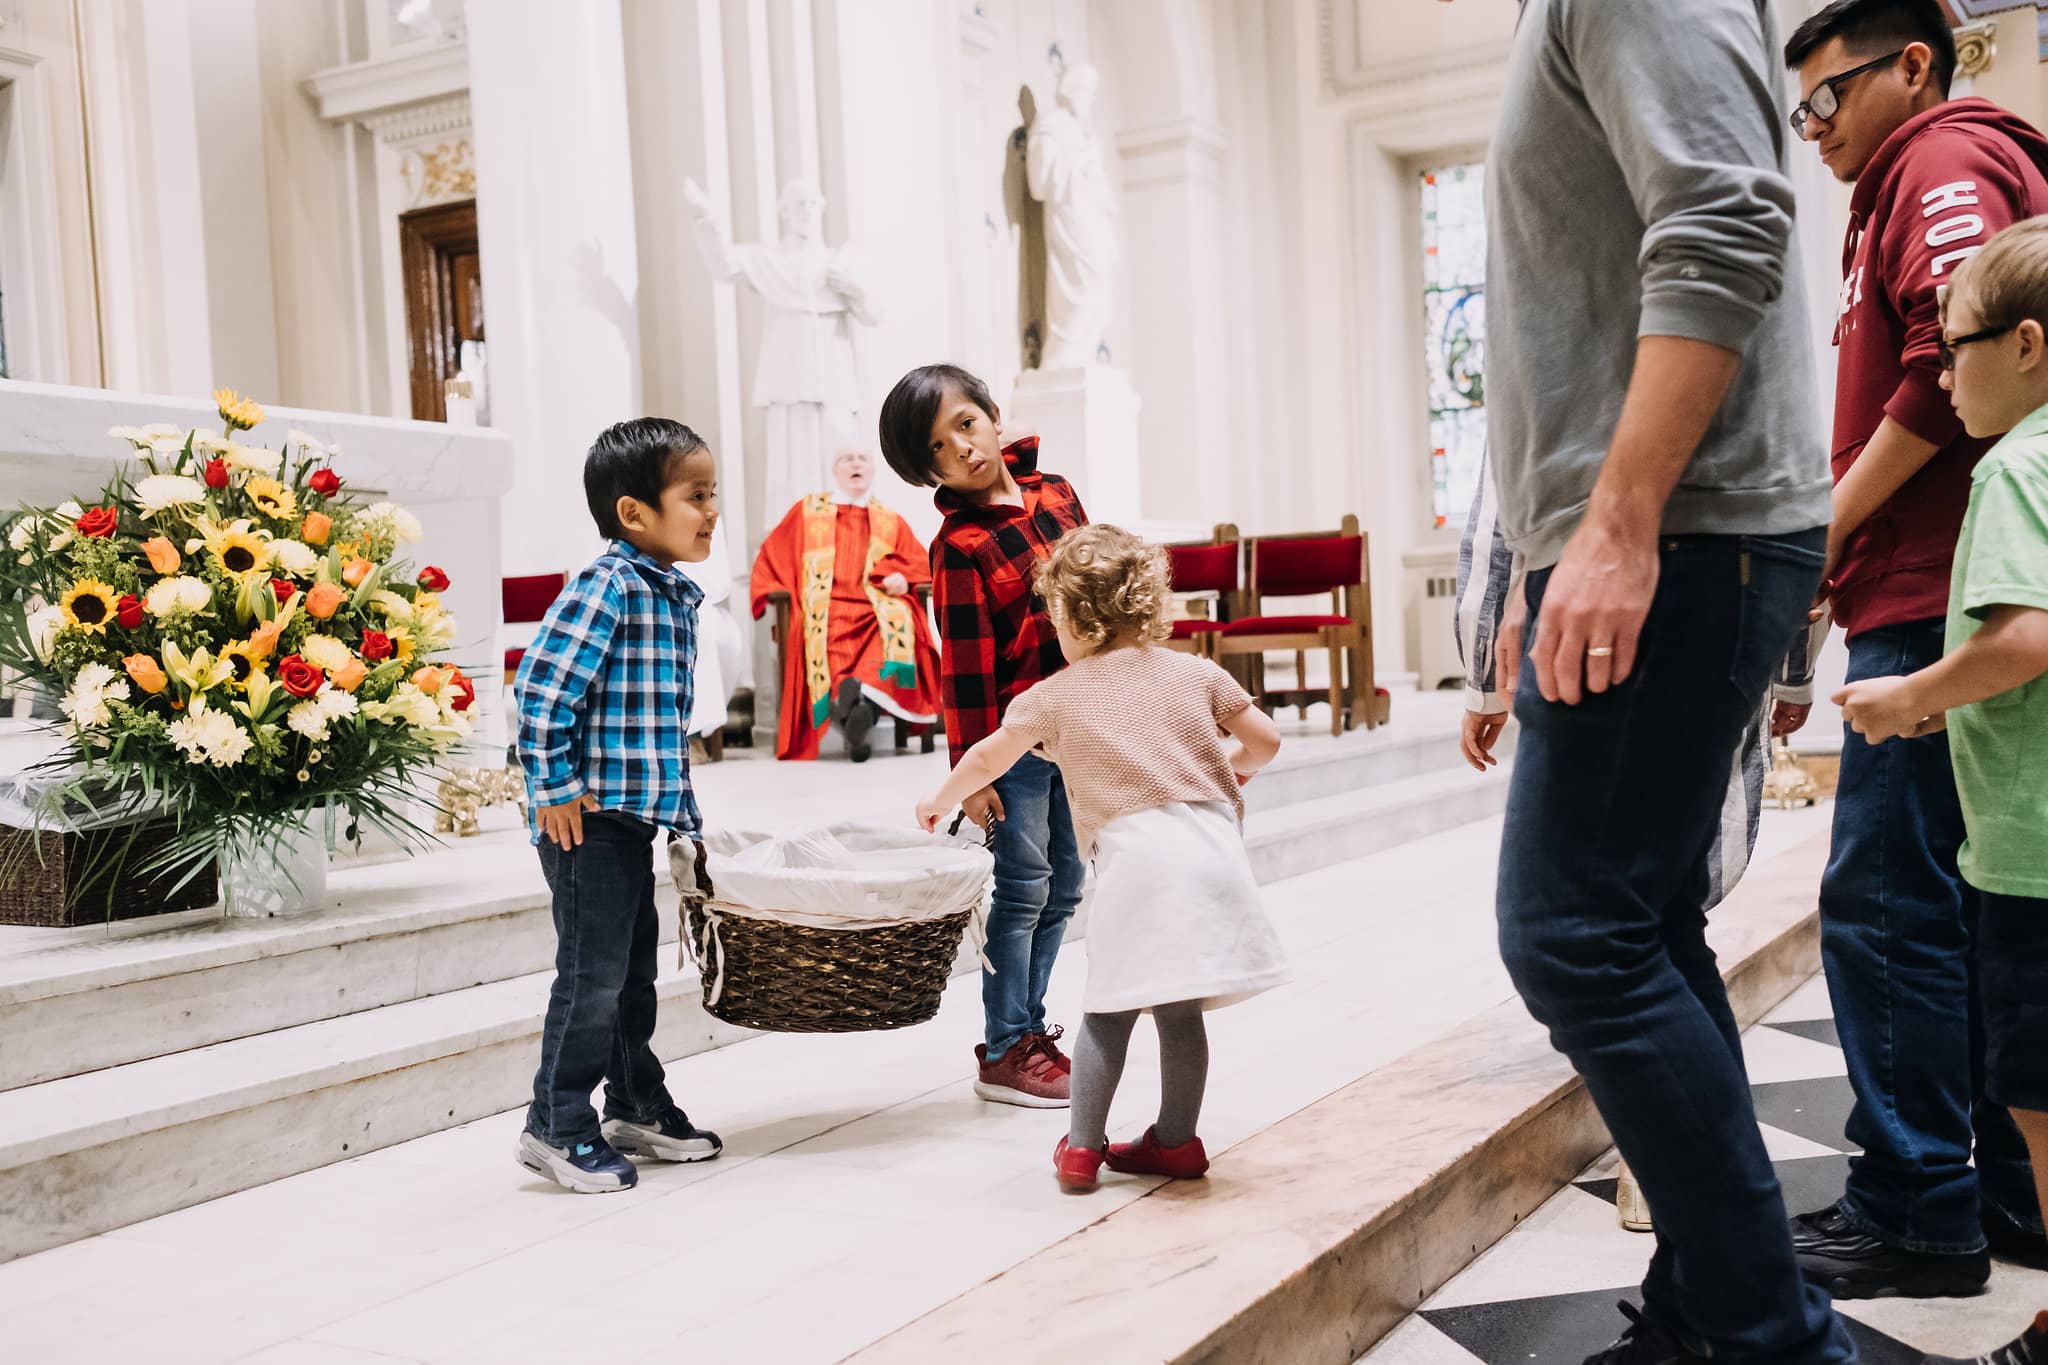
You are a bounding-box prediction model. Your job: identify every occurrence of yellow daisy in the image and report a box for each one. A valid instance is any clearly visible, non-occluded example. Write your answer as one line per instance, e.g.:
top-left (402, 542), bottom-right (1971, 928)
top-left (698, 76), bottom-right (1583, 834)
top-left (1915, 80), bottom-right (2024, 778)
top-left (212, 529), bottom-right (270, 581)
top-left (213, 387), bottom-right (265, 433)
top-left (59, 579), bottom-right (120, 635)
top-left (220, 641), bottom-right (264, 692)
top-left (245, 476), bottom-right (298, 521)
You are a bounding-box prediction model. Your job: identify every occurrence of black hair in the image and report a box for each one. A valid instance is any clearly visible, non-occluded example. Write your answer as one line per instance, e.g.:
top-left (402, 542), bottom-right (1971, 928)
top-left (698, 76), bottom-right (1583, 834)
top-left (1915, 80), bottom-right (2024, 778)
top-left (877, 363), bottom-right (997, 487)
top-left (1784, 0), bottom-right (1956, 95)
top-left (582, 417), bottom-right (709, 538)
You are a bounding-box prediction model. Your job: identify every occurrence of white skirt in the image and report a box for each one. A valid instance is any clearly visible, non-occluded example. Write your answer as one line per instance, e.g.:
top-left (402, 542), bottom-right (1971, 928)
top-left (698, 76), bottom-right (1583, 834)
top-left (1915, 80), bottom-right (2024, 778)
top-left (1083, 801), bottom-right (1293, 1015)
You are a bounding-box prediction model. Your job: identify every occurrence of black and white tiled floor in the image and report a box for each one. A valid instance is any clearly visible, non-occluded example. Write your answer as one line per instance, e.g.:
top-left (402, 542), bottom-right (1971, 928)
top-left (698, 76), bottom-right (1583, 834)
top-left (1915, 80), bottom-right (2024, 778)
top-left (1363, 974), bottom-right (2048, 1364)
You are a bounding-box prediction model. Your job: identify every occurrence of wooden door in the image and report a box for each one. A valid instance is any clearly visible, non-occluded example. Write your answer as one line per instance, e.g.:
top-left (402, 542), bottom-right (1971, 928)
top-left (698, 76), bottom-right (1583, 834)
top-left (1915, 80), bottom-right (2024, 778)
top-left (399, 199), bottom-right (483, 421)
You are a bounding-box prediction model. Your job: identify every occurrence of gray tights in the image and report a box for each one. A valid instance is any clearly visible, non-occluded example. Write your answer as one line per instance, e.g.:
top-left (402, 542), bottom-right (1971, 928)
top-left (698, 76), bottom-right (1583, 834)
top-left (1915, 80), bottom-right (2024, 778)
top-left (1068, 1000), bottom-right (1208, 1150)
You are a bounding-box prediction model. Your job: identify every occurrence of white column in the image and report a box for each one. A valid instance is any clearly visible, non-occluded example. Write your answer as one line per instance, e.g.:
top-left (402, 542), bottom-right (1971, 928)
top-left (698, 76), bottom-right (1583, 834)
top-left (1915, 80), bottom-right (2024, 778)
top-left (467, 0), bottom-right (643, 578)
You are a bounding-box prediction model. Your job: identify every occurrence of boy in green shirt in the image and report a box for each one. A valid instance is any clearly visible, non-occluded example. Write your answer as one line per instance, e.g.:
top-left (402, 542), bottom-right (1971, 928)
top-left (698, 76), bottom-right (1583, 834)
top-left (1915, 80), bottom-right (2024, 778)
top-left (1838, 217), bottom-right (2048, 1365)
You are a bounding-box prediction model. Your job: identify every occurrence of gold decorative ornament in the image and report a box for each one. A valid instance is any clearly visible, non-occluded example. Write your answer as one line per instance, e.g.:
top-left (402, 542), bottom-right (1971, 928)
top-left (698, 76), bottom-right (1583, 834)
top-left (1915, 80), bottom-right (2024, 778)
top-left (434, 764), bottom-right (527, 837)
top-left (1763, 738), bottom-right (1819, 810)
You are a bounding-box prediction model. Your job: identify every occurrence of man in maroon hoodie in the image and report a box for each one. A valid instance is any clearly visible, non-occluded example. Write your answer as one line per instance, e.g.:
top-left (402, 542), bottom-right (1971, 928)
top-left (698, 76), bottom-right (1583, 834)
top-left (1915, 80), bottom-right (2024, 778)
top-left (1783, 0), bottom-right (2048, 1301)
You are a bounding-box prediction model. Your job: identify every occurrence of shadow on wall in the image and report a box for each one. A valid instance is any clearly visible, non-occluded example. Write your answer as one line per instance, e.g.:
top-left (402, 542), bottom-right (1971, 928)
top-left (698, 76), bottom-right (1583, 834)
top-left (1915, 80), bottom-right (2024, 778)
top-left (1007, 84), bottom-right (1045, 370)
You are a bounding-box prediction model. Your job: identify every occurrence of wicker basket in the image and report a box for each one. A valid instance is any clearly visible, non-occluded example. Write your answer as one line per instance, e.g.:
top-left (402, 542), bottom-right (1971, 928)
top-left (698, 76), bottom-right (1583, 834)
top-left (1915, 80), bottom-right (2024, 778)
top-left (0, 820), bottom-right (220, 927)
top-left (676, 818), bottom-right (989, 1034)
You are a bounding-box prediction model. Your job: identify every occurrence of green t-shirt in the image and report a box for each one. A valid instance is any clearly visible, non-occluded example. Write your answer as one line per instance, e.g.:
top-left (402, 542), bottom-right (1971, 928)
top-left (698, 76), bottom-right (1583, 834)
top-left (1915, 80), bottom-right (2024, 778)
top-left (1946, 402), bottom-right (2048, 899)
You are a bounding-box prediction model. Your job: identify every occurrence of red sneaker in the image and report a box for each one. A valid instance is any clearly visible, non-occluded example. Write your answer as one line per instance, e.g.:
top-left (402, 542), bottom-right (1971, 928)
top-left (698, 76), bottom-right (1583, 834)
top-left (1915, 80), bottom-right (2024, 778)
top-left (974, 1040), bottom-right (1071, 1108)
top-left (1029, 1026), bottom-right (1072, 1075)
top-left (1105, 1126), bottom-right (1210, 1179)
top-left (1054, 1137), bottom-right (1105, 1191)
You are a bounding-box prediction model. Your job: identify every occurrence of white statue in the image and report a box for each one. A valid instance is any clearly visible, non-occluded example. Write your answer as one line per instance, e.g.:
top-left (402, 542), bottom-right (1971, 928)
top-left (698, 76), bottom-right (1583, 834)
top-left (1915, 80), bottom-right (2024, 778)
top-left (681, 177), bottom-right (881, 519)
top-left (1026, 63), bottom-right (1119, 369)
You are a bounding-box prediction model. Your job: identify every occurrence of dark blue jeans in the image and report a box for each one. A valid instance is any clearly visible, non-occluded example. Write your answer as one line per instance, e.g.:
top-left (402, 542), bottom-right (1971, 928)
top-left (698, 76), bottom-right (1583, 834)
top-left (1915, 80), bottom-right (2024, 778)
top-left (526, 812), bottom-right (677, 1147)
top-left (1822, 620), bottom-right (2042, 1254)
top-left (1500, 530), bottom-right (1852, 1364)
top-left (984, 752), bottom-right (1086, 1061)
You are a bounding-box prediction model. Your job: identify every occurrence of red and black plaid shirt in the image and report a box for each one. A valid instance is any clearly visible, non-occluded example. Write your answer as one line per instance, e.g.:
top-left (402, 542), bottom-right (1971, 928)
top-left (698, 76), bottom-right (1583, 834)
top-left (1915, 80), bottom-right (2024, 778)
top-left (931, 436), bottom-right (1089, 766)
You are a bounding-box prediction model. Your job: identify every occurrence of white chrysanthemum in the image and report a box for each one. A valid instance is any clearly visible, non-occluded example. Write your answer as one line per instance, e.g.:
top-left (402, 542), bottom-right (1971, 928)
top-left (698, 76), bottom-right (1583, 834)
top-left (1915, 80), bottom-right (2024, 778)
top-left (10, 509), bottom-right (76, 556)
top-left (223, 443), bottom-right (281, 474)
top-left (26, 605), bottom-right (63, 663)
top-left (363, 684), bottom-right (439, 728)
top-left (287, 700), bottom-right (332, 742)
top-left (367, 590), bottom-right (414, 622)
top-left (6, 520), bottom-right (32, 553)
top-left (60, 663), bottom-right (131, 729)
top-left (142, 423), bottom-right (183, 439)
top-left (133, 474), bottom-right (208, 515)
top-left (267, 539), bottom-right (320, 577)
top-left (167, 704), bottom-right (253, 768)
top-left (144, 575), bottom-right (214, 617)
top-left (298, 634), bottom-right (352, 672)
top-left (286, 429), bottom-right (331, 458)
top-left (360, 502), bottom-right (424, 544)
top-left (109, 425), bottom-right (153, 446)
top-left (188, 431), bottom-right (229, 456)
top-left (317, 688), bottom-right (358, 722)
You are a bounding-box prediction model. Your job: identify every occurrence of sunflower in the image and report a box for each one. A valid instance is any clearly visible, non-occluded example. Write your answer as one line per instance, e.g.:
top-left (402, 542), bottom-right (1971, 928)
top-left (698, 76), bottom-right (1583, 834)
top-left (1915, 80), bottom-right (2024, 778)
top-left (244, 476), bottom-right (298, 521)
top-left (214, 388), bottom-right (265, 433)
top-left (387, 624), bottom-right (418, 663)
top-left (59, 579), bottom-right (121, 635)
top-left (220, 641), bottom-right (265, 692)
top-left (212, 529), bottom-right (271, 580)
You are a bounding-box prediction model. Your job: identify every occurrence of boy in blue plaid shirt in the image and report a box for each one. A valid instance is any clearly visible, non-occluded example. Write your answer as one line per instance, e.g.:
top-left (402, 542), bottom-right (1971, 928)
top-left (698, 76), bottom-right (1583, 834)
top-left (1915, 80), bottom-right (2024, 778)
top-left (512, 417), bottom-right (725, 1193)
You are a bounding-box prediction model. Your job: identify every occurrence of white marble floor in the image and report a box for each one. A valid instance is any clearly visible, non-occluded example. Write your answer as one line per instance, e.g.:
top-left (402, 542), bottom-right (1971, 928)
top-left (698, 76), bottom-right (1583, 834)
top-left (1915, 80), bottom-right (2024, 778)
top-left (0, 790), bottom-right (1827, 1364)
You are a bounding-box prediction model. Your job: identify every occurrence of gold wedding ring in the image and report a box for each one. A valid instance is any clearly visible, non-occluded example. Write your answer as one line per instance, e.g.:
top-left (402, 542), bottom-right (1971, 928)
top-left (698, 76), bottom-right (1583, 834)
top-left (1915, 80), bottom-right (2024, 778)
top-left (1587, 646), bottom-right (1615, 658)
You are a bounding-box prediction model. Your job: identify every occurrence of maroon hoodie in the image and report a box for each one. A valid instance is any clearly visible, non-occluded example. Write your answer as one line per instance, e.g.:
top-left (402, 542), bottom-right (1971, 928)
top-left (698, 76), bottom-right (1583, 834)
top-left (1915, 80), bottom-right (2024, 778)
top-left (1830, 97), bottom-right (2048, 638)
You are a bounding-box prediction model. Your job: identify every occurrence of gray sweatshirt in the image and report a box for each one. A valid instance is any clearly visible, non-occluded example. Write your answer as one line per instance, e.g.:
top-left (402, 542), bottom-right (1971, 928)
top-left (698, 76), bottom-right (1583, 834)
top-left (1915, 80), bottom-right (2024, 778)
top-left (1487, 0), bottom-right (1833, 570)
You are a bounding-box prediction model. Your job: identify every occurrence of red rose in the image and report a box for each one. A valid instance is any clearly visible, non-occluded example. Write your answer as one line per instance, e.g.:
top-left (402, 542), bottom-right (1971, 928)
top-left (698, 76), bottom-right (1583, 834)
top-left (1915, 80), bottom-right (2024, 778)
top-left (359, 630), bottom-right (393, 662)
top-left (116, 594), bottom-right (144, 629)
top-left (309, 469), bottom-right (341, 497)
top-left (203, 457), bottom-right (230, 489)
top-left (449, 668), bottom-right (476, 713)
top-left (75, 506), bottom-right (118, 539)
top-left (416, 565), bottom-right (450, 592)
top-left (270, 578), bottom-right (297, 603)
top-left (276, 654), bottom-right (323, 699)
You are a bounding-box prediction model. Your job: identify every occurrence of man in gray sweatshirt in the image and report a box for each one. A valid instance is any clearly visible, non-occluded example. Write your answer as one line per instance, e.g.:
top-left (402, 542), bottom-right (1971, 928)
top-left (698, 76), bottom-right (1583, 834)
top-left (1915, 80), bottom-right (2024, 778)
top-left (1488, 2), bottom-right (1850, 1362)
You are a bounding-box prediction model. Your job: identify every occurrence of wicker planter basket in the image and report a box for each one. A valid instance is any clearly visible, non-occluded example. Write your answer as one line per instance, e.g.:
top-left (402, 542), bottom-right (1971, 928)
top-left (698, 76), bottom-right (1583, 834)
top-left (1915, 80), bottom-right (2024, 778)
top-left (673, 821), bottom-right (991, 1034)
top-left (0, 820), bottom-right (219, 927)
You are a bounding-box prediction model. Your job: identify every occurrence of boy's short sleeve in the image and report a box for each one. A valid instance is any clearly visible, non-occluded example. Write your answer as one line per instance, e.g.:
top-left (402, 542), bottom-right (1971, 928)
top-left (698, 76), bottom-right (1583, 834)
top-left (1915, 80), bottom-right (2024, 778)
top-left (1203, 659), bottom-right (1256, 724)
top-left (1962, 466), bottom-right (2048, 621)
top-left (999, 677), bottom-right (1059, 749)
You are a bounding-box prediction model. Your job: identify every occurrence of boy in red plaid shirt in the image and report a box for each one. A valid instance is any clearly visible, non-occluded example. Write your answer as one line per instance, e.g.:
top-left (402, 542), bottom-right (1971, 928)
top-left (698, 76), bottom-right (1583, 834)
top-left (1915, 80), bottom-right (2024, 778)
top-left (880, 363), bottom-right (1089, 1106)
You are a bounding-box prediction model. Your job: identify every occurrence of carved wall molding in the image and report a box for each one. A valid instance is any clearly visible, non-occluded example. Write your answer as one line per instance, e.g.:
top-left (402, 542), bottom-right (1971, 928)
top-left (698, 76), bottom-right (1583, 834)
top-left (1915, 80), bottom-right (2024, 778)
top-left (399, 136), bottom-right (476, 208)
top-left (361, 94), bottom-right (473, 148)
top-left (1954, 19), bottom-right (1998, 79)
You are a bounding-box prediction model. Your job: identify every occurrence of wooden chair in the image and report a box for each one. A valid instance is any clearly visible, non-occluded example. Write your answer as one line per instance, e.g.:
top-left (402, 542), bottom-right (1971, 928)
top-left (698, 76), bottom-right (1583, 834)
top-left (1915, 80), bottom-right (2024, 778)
top-left (1162, 534), bottom-right (1241, 658)
top-left (501, 573), bottom-right (566, 685)
top-left (1213, 515), bottom-right (1382, 735)
top-left (766, 589), bottom-right (939, 756)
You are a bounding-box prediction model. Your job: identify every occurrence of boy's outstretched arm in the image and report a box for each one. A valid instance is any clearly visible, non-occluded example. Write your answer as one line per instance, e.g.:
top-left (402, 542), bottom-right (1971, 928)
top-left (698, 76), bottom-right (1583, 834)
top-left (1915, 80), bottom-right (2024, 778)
top-left (1837, 604), bottom-right (2048, 743)
top-left (916, 727), bottom-right (1033, 832)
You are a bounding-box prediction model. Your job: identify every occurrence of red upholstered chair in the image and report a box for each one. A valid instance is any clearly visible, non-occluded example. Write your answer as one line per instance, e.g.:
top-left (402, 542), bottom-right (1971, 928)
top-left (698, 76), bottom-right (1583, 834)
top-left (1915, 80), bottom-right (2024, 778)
top-left (1163, 534), bottom-right (1241, 658)
top-left (1214, 515), bottom-right (1383, 735)
top-left (502, 572), bottom-right (567, 685)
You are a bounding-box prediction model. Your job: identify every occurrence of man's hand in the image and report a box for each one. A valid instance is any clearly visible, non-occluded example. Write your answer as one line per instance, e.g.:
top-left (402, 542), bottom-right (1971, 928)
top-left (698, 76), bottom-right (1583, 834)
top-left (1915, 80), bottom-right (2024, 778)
top-left (1495, 588), bottom-right (1528, 702)
top-left (1460, 710), bottom-right (1510, 771)
top-left (1531, 514), bottom-right (1659, 705)
top-left (881, 573), bottom-right (911, 597)
top-left (961, 784), bottom-right (1006, 833)
top-left (1834, 676), bottom-right (1936, 744)
top-left (537, 793), bottom-right (601, 850)
top-left (1770, 701), bottom-right (1812, 738)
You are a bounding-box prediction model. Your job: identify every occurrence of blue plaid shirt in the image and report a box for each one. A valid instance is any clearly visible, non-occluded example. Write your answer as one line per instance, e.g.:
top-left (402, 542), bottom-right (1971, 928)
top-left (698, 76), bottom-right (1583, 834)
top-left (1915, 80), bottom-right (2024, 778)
top-left (516, 541), bottom-right (704, 842)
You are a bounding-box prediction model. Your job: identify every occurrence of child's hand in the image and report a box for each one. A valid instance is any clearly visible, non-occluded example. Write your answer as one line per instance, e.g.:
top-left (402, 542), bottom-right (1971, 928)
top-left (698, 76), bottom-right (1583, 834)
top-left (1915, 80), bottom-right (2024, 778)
top-left (914, 795), bottom-right (948, 833)
top-left (1235, 769), bottom-right (1254, 788)
top-left (537, 794), bottom-right (601, 850)
top-left (1834, 676), bottom-right (1935, 745)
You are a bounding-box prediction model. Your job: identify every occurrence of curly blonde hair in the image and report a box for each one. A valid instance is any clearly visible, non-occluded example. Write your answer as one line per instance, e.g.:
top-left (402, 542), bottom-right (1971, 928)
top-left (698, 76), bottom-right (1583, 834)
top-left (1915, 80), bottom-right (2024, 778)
top-left (1035, 524), bottom-right (1173, 649)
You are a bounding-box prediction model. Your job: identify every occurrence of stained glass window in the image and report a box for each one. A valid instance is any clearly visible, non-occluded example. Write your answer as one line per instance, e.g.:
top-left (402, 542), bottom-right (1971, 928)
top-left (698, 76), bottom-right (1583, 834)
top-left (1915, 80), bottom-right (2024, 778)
top-left (1421, 161), bottom-right (1486, 529)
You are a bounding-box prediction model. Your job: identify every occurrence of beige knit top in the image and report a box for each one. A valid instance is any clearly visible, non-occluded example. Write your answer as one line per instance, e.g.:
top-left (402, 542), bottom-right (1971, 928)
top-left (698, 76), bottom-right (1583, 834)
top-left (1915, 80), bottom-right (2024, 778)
top-left (1000, 645), bottom-right (1257, 858)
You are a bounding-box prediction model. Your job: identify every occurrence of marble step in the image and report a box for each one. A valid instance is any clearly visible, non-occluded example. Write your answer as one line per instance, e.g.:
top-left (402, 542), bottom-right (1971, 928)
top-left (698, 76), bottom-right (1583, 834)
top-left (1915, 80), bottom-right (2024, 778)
top-left (1244, 722), bottom-right (1511, 816)
top-left (1242, 762), bottom-right (1513, 885)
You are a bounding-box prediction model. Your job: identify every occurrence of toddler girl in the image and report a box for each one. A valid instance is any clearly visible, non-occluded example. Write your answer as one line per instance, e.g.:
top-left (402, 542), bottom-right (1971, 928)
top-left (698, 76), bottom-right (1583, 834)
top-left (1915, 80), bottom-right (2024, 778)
top-left (916, 524), bottom-right (1291, 1190)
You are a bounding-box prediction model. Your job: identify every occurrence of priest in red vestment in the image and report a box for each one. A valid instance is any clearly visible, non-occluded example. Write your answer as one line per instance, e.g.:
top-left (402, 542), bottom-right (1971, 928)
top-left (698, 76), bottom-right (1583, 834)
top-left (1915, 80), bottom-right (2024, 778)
top-left (750, 445), bottom-right (943, 761)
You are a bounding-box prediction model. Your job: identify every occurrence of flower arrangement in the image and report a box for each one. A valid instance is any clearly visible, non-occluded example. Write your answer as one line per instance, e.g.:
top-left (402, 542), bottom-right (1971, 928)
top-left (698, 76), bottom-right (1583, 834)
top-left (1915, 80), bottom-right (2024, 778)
top-left (0, 389), bottom-right (477, 897)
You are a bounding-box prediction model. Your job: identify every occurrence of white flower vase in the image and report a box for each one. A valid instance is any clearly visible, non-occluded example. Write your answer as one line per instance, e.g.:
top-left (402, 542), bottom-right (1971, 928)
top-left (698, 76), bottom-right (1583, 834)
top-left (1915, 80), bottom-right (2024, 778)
top-left (219, 814), bottom-right (330, 918)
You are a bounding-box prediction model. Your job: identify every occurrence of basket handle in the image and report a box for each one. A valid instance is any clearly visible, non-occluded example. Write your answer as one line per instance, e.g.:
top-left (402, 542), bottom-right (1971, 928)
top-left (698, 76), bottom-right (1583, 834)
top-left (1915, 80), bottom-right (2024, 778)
top-left (947, 810), bottom-right (999, 851)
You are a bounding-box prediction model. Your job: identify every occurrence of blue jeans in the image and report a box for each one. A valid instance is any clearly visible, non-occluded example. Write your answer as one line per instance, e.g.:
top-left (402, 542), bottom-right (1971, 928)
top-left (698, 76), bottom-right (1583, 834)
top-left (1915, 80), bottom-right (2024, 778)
top-left (1822, 620), bottom-right (2042, 1254)
top-left (1500, 531), bottom-right (1852, 1364)
top-left (984, 752), bottom-right (1086, 1061)
top-left (526, 812), bottom-right (677, 1146)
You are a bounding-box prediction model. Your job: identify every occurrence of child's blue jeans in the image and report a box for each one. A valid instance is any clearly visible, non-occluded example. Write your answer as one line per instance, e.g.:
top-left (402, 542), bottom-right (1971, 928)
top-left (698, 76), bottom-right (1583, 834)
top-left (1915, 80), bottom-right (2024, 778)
top-left (984, 753), bottom-right (1086, 1062)
top-left (526, 810), bottom-right (678, 1147)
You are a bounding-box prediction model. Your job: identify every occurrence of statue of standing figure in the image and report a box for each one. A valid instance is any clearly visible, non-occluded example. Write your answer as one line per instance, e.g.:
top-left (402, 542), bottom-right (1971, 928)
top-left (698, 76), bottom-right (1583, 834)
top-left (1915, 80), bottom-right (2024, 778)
top-left (681, 178), bottom-right (881, 518)
top-left (1026, 63), bottom-right (1119, 370)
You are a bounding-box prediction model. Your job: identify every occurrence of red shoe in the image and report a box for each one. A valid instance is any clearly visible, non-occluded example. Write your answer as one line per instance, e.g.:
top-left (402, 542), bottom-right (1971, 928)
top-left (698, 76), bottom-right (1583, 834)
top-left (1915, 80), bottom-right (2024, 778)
top-left (974, 1040), bottom-right (1071, 1108)
top-left (1105, 1126), bottom-right (1210, 1179)
top-left (1054, 1137), bottom-right (1105, 1191)
top-left (1029, 1026), bottom-right (1072, 1075)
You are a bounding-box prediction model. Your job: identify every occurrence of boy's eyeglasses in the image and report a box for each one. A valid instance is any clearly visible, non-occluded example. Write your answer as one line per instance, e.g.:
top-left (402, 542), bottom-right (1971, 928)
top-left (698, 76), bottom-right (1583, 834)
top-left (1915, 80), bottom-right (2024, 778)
top-left (1939, 324), bottom-right (2015, 370)
top-left (1790, 50), bottom-right (1905, 139)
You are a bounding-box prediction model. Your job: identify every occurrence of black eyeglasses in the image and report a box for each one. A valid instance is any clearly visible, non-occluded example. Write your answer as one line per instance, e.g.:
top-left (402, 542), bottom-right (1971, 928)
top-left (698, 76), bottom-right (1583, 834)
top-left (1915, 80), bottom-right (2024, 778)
top-left (1939, 324), bottom-right (2015, 370)
top-left (1790, 50), bottom-right (1905, 139)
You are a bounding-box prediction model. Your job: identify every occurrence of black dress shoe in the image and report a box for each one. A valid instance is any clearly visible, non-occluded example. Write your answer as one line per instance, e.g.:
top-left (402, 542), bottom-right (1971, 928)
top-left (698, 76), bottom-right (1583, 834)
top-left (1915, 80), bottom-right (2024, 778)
top-left (1922, 1310), bottom-right (2048, 1365)
top-left (831, 678), bottom-right (876, 763)
top-left (1583, 1303), bottom-right (1707, 1365)
top-left (1984, 1203), bottom-right (2048, 1271)
top-left (1791, 1201), bottom-right (1990, 1299)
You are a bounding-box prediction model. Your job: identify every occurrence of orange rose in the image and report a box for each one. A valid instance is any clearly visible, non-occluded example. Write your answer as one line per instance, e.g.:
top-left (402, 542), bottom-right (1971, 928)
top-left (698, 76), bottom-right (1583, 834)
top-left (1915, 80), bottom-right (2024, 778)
top-left (301, 511), bottom-right (332, 546)
top-left (142, 536), bottom-right (181, 574)
top-left (122, 654), bottom-right (168, 694)
top-left (330, 658), bottom-right (368, 693)
top-left (410, 665), bottom-right (446, 695)
top-left (248, 619), bottom-right (284, 659)
top-left (305, 582), bottom-right (345, 620)
top-left (342, 557), bottom-right (374, 587)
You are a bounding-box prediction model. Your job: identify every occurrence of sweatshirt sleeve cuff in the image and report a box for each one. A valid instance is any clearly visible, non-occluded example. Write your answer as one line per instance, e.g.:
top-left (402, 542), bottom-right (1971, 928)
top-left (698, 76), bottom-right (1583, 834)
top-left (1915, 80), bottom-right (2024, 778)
top-left (1883, 369), bottom-right (1965, 449)
top-left (1638, 287), bottom-right (1765, 355)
